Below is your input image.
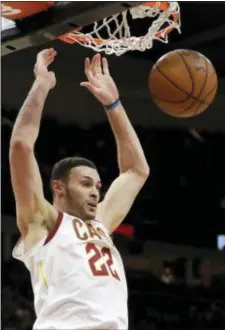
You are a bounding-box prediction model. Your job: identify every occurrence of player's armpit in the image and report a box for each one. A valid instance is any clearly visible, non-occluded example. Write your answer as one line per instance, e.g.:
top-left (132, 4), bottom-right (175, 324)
top-left (97, 171), bottom-right (148, 234)
top-left (9, 140), bottom-right (56, 237)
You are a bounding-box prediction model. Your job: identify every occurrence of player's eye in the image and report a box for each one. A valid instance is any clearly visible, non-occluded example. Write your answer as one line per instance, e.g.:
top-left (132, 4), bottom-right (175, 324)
top-left (82, 181), bottom-right (91, 187)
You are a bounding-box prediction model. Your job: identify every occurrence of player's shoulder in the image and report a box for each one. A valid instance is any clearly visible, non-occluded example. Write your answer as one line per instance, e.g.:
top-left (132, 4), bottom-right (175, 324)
top-left (16, 204), bottom-right (60, 255)
top-left (96, 202), bottom-right (112, 234)
top-left (15, 199), bottom-right (55, 237)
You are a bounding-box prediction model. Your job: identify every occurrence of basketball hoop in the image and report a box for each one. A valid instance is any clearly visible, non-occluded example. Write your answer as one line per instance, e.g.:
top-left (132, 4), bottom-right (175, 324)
top-left (59, 1), bottom-right (181, 56)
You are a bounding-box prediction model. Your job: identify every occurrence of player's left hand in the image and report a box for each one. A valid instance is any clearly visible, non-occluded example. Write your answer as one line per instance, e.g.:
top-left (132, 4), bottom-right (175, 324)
top-left (81, 54), bottom-right (119, 106)
top-left (34, 48), bottom-right (57, 90)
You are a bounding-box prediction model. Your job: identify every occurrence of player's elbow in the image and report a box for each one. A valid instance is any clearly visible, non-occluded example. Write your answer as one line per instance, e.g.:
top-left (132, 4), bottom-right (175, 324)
top-left (139, 165), bottom-right (150, 179)
top-left (137, 159), bottom-right (150, 177)
top-left (132, 164), bottom-right (150, 180)
top-left (144, 165), bottom-right (150, 178)
top-left (9, 139), bottom-right (33, 162)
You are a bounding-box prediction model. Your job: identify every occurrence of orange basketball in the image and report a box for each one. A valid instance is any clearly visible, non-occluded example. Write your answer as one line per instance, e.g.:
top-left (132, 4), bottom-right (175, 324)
top-left (149, 49), bottom-right (218, 118)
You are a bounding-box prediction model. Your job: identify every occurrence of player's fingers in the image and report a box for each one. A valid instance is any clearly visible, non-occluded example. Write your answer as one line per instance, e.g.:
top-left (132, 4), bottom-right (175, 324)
top-left (85, 59), bottom-right (99, 86)
top-left (80, 81), bottom-right (100, 95)
top-left (85, 70), bottom-right (99, 86)
top-left (48, 50), bottom-right (57, 61)
top-left (45, 49), bottom-right (57, 59)
top-left (44, 51), bottom-right (57, 65)
top-left (92, 54), bottom-right (102, 76)
top-left (84, 57), bottom-right (90, 72)
top-left (37, 49), bottom-right (47, 59)
top-left (37, 49), bottom-right (56, 67)
top-left (85, 58), bottom-right (93, 78)
top-left (45, 56), bottom-right (55, 67)
top-left (37, 48), bottom-right (54, 59)
top-left (102, 57), bottom-right (110, 75)
top-left (45, 48), bottom-right (56, 58)
top-left (85, 58), bottom-right (93, 81)
top-left (49, 48), bottom-right (56, 55)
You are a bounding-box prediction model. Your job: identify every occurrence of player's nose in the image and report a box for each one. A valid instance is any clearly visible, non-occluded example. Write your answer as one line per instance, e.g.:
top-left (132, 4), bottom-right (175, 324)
top-left (89, 187), bottom-right (99, 200)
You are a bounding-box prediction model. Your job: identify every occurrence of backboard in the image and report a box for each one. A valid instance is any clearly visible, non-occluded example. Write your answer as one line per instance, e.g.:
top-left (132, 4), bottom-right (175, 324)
top-left (1, 1), bottom-right (143, 56)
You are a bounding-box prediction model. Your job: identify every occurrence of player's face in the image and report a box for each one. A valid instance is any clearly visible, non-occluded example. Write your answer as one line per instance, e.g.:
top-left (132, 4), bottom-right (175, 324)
top-left (64, 166), bottom-right (102, 220)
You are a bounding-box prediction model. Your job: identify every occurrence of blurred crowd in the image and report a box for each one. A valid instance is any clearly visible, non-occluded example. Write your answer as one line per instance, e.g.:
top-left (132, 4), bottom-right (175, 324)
top-left (2, 106), bottom-right (225, 329)
top-left (2, 259), bottom-right (225, 330)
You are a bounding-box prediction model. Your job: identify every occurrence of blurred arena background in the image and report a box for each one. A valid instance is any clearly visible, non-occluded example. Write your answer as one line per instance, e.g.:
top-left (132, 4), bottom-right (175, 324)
top-left (2, 2), bottom-right (225, 329)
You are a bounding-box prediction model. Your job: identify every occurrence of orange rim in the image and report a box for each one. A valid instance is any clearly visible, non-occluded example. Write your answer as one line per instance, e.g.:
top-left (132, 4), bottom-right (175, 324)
top-left (58, 1), bottom-right (179, 45)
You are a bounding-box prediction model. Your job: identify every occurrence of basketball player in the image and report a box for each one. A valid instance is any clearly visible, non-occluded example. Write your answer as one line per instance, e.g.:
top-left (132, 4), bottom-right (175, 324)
top-left (10, 48), bottom-right (150, 330)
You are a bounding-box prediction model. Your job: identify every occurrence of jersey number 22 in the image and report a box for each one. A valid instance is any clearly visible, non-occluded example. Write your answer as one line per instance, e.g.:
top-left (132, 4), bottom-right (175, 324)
top-left (86, 243), bottom-right (120, 281)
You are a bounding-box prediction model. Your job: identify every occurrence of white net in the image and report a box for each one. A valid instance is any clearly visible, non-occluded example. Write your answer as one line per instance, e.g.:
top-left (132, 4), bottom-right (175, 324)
top-left (63, 2), bottom-right (181, 56)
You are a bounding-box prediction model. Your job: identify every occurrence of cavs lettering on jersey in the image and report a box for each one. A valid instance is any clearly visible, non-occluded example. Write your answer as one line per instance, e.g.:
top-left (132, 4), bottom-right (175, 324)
top-left (13, 212), bottom-right (128, 330)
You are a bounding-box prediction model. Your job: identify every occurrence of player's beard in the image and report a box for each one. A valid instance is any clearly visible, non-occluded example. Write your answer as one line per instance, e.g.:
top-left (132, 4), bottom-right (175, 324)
top-left (64, 186), bottom-right (95, 221)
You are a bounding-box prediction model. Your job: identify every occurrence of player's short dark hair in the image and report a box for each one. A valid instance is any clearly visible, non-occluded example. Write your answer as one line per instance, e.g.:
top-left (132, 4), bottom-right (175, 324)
top-left (50, 156), bottom-right (97, 182)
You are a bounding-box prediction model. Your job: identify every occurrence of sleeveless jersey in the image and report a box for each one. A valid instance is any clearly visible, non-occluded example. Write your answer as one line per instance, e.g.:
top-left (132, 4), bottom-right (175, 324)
top-left (13, 212), bottom-right (128, 330)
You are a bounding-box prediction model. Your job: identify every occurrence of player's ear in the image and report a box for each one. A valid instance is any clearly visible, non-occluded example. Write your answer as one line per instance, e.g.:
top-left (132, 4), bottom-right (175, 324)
top-left (52, 180), bottom-right (65, 197)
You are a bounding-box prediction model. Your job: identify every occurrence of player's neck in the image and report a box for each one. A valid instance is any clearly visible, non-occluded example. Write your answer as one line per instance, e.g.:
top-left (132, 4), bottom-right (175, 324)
top-left (53, 199), bottom-right (83, 220)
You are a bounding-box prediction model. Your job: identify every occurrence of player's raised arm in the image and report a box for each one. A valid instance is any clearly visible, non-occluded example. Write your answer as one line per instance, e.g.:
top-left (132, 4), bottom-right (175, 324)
top-left (9, 49), bottom-right (57, 237)
top-left (81, 54), bottom-right (150, 233)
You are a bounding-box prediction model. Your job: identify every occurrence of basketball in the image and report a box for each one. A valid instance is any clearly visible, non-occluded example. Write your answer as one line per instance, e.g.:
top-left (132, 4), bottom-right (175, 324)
top-left (149, 49), bottom-right (218, 118)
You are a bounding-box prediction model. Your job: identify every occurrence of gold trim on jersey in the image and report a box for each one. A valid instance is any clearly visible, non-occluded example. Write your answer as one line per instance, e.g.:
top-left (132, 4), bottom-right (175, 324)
top-left (39, 261), bottom-right (48, 288)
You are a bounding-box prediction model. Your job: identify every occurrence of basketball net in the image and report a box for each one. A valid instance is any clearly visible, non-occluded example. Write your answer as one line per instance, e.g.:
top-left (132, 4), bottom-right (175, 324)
top-left (59, 2), bottom-right (181, 56)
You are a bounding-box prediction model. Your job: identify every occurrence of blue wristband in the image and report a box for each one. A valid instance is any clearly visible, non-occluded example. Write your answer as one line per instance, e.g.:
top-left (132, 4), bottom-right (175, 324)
top-left (104, 99), bottom-right (121, 111)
